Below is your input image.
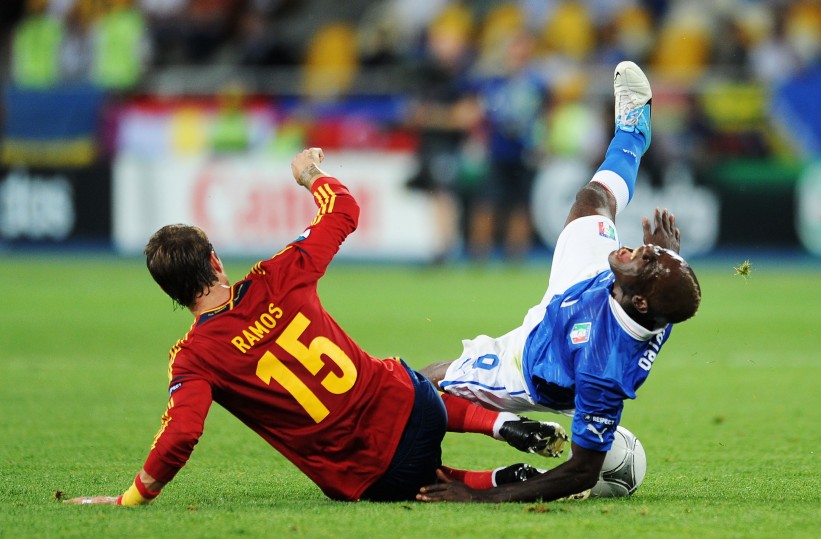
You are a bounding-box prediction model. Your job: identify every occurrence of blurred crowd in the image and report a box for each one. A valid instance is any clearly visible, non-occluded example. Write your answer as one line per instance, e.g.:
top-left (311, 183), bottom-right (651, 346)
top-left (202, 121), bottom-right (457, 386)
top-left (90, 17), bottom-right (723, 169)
top-left (1, 0), bottom-right (819, 93)
top-left (1, 0), bottom-right (820, 260)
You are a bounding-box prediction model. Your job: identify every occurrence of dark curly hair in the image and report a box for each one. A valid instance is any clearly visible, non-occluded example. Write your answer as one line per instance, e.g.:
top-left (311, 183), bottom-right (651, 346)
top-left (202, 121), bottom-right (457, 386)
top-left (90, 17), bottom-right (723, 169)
top-left (144, 224), bottom-right (218, 309)
top-left (651, 264), bottom-right (702, 324)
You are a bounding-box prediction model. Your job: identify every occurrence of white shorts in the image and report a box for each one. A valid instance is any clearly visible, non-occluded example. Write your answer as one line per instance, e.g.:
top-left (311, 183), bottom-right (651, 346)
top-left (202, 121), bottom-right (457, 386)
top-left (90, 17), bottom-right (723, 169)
top-left (441, 215), bottom-right (620, 413)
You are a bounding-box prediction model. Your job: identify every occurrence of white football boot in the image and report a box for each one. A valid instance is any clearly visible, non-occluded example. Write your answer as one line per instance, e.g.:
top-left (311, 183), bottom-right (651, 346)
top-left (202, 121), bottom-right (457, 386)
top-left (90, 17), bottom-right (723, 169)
top-left (613, 61), bottom-right (652, 154)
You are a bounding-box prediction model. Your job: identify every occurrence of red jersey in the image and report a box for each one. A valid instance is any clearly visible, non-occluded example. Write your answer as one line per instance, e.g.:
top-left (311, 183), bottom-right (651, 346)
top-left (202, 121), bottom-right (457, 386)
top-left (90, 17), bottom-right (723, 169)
top-left (143, 177), bottom-right (415, 500)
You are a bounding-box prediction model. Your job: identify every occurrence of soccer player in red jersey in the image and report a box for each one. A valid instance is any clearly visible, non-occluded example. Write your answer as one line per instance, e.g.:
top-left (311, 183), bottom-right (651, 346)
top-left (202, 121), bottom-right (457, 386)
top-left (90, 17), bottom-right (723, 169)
top-left (66, 148), bottom-right (568, 507)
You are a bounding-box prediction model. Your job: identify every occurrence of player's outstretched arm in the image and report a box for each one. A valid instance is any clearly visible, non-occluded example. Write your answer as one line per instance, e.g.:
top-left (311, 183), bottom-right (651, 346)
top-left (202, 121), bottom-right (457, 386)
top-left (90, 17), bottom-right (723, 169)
top-left (278, 147), bottom-right (360, 277)
top-left (63, 495), bottom-right (119, 505)
top-left (417, 442), bottom-right (605, 503)
top-left (642, 207), bottom-right (681, 252)
top-left (64, 469), bottom-right (166, 506)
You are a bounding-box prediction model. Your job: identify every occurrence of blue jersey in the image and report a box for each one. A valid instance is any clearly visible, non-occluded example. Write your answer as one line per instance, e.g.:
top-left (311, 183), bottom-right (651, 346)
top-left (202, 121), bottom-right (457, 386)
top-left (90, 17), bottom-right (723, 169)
top-left (522, 270), bottom-right (671, 452)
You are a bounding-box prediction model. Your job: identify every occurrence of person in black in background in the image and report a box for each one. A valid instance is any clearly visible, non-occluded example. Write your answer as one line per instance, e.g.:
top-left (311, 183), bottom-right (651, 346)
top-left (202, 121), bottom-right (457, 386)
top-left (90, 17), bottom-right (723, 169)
top-left (404, 7), bottom-right (481, 263)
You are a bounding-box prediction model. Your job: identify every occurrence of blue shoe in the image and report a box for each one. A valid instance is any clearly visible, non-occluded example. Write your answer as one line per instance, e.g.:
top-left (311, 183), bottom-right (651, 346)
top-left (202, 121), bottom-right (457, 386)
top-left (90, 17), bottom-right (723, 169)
top-left (613, 61), bottom-right (652, 154)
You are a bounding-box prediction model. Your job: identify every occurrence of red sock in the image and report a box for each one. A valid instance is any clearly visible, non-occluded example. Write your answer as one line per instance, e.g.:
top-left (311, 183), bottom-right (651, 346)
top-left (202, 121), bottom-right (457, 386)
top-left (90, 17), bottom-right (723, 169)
top-left (440, 466), bottom-right (495, 490)
top-left (441, 393), bottom-right (499, 436)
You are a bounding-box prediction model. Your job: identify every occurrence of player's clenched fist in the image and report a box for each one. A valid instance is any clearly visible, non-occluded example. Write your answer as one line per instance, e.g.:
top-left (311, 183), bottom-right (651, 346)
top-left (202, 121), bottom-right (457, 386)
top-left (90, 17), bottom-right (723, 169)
top-left (292, 147), bottom-right (327, 189)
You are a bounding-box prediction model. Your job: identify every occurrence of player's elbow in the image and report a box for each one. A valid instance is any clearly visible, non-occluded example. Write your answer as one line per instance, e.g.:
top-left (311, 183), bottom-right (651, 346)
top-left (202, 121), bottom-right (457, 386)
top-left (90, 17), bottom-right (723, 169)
top-left (576, 468), bottom-right (601, 492)
top-left (566, 445), bottom-right (607, 491)
top-left (560, 465), bottom-right (600, 495)
top-left (338, 194), bottom-right (360, 231)
top-left (349, 199), bottom-right (360, 230)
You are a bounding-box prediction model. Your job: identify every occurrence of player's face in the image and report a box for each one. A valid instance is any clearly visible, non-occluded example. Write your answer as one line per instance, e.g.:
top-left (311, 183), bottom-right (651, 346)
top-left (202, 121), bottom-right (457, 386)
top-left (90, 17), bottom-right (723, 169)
top-left (609, 244), bottom-right (685, 294)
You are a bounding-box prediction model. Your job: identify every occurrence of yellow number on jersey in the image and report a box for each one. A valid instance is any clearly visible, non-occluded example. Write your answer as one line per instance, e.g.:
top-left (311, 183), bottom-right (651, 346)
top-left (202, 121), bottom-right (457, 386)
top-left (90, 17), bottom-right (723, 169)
top-left (256, 313), bottom-right (357, 423)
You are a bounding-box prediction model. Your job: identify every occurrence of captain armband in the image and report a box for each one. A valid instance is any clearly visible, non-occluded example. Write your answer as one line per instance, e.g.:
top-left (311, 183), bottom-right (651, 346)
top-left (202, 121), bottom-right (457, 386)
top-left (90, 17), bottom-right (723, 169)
top-left (116, 474), bottom-right (162, 506)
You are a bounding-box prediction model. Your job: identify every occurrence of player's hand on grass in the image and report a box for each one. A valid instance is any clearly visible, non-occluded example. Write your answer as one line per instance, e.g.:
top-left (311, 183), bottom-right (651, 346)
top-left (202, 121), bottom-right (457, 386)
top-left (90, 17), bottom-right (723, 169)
top-left (64, 495), bottom-right (118, 505)
top-left (642, 208), bottom-right (680, 252)
top-left (417, 469), bottom-right (487, 503)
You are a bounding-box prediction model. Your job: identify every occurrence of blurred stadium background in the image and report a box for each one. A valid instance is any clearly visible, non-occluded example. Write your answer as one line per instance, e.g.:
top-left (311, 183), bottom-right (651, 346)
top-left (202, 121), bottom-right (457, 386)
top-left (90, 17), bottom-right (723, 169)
top-left (1, 0), bottom-right (821, 262)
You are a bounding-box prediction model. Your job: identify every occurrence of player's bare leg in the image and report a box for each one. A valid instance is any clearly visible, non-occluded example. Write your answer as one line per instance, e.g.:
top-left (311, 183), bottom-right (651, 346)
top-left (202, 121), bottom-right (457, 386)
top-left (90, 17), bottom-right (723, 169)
top-left (419, 361), bottom-right (451, 388)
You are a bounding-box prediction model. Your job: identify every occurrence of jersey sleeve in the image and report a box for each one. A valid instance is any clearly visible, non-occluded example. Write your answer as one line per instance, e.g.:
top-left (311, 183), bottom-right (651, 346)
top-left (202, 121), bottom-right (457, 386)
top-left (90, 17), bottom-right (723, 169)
top-left (569, 372), bottom-right (624, 452)
top-left (276, 177), bottom-right (360, 276)
top-left (142, 375), bottom-right (214, 484)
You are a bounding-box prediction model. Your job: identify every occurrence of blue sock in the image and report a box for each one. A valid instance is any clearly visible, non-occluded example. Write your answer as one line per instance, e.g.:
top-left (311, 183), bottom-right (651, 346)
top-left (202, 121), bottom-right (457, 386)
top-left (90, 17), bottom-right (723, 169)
top-left (591, 130), bottom-right (645, 213)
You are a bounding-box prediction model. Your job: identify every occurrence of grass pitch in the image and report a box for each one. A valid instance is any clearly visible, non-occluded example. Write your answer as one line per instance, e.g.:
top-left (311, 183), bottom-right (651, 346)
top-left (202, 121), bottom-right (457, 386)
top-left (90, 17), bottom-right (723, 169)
top-left (1, 254), bottom-right (820, 538)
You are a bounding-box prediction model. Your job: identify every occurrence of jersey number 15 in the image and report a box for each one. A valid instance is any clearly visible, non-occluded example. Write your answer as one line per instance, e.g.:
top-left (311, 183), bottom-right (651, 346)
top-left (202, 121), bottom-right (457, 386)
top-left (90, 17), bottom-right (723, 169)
top-left (255, 313), bottom-right (357, 423)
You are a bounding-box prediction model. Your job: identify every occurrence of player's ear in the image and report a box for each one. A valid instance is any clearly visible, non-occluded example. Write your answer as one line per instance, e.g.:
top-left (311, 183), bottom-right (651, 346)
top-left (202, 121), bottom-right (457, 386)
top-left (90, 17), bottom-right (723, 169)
top-left (210, 251), bottom-right (223, 273)
top-left (631, 294), bottom-right (649, 314)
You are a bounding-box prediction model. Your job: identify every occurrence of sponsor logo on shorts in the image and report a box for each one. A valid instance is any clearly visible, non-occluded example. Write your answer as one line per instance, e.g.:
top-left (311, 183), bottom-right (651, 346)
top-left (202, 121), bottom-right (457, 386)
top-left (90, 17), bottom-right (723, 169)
top-left (169, 382), bottom-right (183, 395)
top-left (570, 322), bottom-right (591, 344)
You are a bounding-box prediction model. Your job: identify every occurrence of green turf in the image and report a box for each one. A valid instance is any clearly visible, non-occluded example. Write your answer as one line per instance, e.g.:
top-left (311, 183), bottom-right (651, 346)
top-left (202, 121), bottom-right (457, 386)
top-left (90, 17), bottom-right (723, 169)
top-left (1, 255), bottom-right (820, 538)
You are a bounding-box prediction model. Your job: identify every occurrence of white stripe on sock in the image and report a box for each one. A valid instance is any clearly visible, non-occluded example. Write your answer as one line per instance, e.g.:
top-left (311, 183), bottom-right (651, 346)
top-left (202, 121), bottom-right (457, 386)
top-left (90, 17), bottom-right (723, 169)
top-left (493, 412), bottom-right (522, 439)
top-left (591, 170), bottom-right (630, 215)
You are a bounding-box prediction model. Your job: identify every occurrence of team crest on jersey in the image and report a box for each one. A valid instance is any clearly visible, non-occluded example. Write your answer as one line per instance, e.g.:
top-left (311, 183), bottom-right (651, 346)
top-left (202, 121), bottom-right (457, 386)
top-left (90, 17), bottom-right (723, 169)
top-left (598, 221), bottom-right (616, 240)
top-left (570, 322), bottom-right (591, 344)
top-left (295, 228), bottom-right (311, 242)
top-left (169, 381), bottom-right (183, 396)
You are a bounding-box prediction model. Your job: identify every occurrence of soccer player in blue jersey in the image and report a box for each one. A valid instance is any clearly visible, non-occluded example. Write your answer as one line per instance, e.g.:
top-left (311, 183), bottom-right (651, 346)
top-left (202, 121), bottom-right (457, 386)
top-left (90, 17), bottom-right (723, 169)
top-left (417, 61), bottom-right (702, 503)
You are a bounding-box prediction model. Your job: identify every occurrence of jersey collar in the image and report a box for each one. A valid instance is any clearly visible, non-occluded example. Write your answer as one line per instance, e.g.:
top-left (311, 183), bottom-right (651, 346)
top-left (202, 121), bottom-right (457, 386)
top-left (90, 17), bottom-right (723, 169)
top-left (196, 280), bottom-right (252, 326)
top-left (608, 294), bottom-right (665, 341)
